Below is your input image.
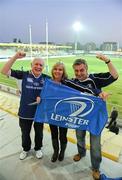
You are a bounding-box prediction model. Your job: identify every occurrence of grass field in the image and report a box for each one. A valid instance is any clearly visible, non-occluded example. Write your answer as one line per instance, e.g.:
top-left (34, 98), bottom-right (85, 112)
top-left (0, 55), bottom-right (122, 118)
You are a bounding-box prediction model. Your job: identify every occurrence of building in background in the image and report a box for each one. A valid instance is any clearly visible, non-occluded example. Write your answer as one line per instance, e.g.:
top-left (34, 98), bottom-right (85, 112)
top-left (100, 42), bottom-right (118, 51)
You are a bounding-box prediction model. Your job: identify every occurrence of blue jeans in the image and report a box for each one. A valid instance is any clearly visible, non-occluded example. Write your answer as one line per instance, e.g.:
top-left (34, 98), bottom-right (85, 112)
top-left (76, 129), bottom-right (102, 170)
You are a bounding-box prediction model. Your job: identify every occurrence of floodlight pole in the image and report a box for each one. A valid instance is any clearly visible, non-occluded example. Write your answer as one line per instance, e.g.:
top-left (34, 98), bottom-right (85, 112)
top-left (75, 40), bottom-right (77, 52)
top-left (45, 19), bottom-right (49, 73)
top-left (29, 24), bottom-right (33, 60)
top-left (117, 42), bottom-right (119, 51)
top-left (73, 21), bottom-right (82, 54)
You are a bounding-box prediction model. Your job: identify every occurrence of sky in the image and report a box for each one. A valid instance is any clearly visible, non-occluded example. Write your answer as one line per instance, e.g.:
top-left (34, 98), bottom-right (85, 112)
top-left (0, 0), bottom-right (122, 46)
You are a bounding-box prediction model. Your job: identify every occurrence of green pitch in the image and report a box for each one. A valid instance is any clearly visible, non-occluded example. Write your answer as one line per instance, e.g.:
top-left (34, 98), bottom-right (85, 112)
top-left (0, 55), bottom-right (122, 117)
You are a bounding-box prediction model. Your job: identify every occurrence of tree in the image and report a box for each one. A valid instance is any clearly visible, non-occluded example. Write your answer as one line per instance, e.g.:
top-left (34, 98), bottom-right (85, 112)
top-left (13, 38), bottom-right (17, 43)
top-left (18, 39), bottom-right (22, 43)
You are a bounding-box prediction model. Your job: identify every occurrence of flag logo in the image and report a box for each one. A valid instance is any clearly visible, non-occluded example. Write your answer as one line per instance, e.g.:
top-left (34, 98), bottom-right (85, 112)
top-left (54, 97), bottom-right (94, 117)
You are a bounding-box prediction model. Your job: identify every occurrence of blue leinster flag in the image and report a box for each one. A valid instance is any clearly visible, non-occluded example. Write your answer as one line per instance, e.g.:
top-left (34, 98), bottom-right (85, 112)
top-left (34, 79), bottom-right (108, 135)
top-left (100, 174), bottom-right (122, 180)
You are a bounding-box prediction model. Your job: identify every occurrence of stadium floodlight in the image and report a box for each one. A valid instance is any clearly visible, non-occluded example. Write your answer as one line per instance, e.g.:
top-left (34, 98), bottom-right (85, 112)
top-left (29, 24), bottom-right (33, 60)
top-left (45, 18), bottom-right (49, 73)
top-left (72, 21), bottom-right (82, 52)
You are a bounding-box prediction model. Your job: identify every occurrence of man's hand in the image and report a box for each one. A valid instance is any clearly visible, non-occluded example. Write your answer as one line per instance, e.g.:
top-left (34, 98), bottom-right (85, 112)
top-left (99, 92), bottom-right (111, 101)
top-left (36, 96), bottom-right (41, 104)
top-left (96, 53), bottom-right (110, 63)
top-left (14, 51), bottom-right (26, 60)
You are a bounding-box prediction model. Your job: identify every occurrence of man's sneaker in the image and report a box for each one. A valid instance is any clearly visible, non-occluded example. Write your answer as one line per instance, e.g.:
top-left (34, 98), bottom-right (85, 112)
top-left (19, 151), bottom-right (28, 160)
top-left (73, 153), bottom-right (85, 162)
top-left (35, 150), bottom-right (43, 159)
top-left (92, 170), bottom-right (100, 180)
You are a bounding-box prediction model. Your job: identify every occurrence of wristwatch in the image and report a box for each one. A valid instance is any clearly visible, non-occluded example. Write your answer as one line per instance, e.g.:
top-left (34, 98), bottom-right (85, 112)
top-left (105, 60), bottom-right (111, 64)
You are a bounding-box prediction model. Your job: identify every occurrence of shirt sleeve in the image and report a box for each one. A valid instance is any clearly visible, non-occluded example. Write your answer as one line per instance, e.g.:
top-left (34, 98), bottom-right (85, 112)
top-left (90, 72), bottom-right (117, 89)
top-left (62, 79), bottom-right (101, 96)
top-left (10, 69), bottom-right (26, 79)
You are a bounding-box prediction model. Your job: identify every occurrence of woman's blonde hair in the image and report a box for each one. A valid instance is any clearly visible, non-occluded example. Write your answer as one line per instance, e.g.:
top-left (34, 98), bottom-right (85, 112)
top-left (51, 62), bottom-right (68, 80)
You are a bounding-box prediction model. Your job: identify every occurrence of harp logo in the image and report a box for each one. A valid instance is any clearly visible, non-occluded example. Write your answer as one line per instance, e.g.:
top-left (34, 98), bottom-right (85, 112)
top-left (54, 97), bottom-right (94, 117)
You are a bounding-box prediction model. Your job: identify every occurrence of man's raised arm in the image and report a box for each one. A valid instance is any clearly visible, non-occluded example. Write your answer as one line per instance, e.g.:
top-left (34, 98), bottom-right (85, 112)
top-left (96, 53), bottom-right (119, 79)
top-left (1, 51), bottom-right (26, 76)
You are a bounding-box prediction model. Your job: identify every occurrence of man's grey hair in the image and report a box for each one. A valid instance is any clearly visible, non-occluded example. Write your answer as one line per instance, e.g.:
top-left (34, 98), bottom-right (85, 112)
top-left (31, 58), bottom-right (45, 66)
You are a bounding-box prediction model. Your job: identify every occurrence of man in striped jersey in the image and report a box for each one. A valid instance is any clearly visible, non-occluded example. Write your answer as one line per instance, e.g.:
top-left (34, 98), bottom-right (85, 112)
top-left (71, 54), bottom-right (119, 180)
